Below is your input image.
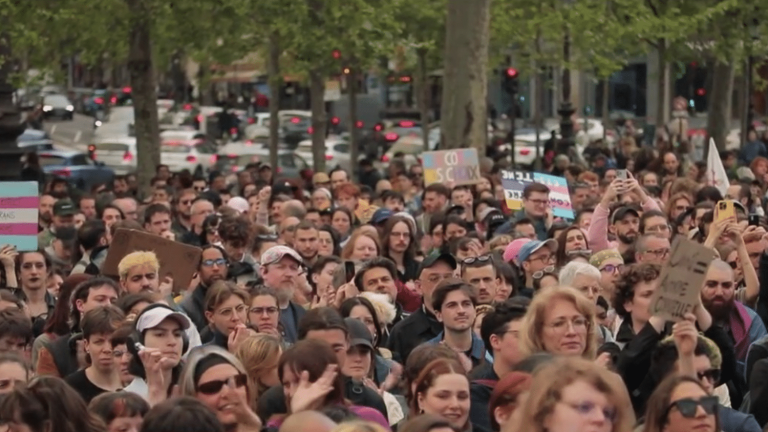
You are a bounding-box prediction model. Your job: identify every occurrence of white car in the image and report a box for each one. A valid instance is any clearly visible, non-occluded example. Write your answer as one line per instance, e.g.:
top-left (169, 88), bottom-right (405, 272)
top-left (296, 135), bottom-right (352, 169)
top-left (90, 136), bottom-right (138, 175)
top-left (160, 130), bottom-right (218, 174)
top-left (244, 113), bottom-right (272, 140)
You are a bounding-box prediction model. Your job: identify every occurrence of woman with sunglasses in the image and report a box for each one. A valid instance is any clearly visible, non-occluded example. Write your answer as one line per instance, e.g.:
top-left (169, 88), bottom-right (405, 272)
top-left (555, 225), bottom-right (591, 267)
top-left (643, 375), bottom-right (718, 432)
top-left (179, 345), bottom-right (262, 432)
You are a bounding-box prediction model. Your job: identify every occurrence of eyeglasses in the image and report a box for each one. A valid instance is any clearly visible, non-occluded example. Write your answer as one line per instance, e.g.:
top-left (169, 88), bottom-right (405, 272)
top-left (197, 373), bottom-right (248, 395)
top-left (462, 255), bottom-right (492, 265)
top-left (697, 368), bottom-right (721, 384)
top-left (600, 264), bottom-right (624, 274)
top-left (529, 254), bottom-right (555, 265)
top-left (532, 266), bottom-right (556, 280)
top-left (665, 396), bottom-right (719, 419)
top-left (112, 349), bottom-right (129, 358)
top-left (250, 306), bottom-right (279, 316)
top-left (202, 258), bottom-right (227, 267)
top-left (546, 317), bottom-right (589, 332)
top-left (704, 280), bottom-right (734, 289)
top-left (562, 400), bottom-right (617, 423)
top-left (644, 248), bottom-right (670, 258)
top-left (645, 224), bottom-right (671, 233)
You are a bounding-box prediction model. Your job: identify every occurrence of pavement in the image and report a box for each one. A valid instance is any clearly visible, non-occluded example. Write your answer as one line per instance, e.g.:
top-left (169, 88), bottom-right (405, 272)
top-left (43, 113), bottom-right (93, 151)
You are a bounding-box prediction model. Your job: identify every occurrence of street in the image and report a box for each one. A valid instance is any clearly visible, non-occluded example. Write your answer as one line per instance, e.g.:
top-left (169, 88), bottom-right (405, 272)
top-left (43, 113), bottom-right (93, 151)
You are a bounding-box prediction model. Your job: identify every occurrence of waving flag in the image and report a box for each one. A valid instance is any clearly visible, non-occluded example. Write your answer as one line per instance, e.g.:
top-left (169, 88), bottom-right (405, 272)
top-left (705, 138), bottom-right (728, 196)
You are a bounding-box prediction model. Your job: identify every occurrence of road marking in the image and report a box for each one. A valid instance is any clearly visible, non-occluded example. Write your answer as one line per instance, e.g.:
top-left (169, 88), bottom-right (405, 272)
top-left (74, 131), bottom-right (81, 142)
top-left (50, 125), bottom-right (57, 135)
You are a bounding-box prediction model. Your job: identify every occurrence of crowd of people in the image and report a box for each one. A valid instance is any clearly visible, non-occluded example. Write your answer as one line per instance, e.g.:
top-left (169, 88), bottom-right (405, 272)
top-left (4, 145), bottom-right (768, 432)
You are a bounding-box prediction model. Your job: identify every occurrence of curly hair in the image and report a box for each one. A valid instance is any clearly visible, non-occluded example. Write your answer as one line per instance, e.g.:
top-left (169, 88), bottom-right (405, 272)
top-left (613, 263), bottom-right (662, 319)
top-left (217, 216), bottom-right (251, 244)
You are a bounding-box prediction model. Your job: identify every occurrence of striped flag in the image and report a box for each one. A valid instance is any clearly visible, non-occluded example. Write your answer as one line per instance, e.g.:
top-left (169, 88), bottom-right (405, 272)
top-left (0, 182), bottom-right (40, 251)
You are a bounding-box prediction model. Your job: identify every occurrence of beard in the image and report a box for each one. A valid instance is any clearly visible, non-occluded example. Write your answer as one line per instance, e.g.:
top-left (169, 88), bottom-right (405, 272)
top-left (703, 295), bottom-right (735, 322)
top-left (618, 232), bottom-right (637, 244)
top-left (275, 286), bottom-right (295, 304)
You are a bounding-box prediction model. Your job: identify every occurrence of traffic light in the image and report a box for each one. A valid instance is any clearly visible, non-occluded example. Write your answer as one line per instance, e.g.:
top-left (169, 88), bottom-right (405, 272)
top-left (332, 49), bottom-right (341, 60)
top-left (503, 67), bottom-right (519, 95)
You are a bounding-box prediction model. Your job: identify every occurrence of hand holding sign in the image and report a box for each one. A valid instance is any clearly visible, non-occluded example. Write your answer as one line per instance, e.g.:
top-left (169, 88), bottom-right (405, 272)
top-left (649, 237), bottom-right (716, 322)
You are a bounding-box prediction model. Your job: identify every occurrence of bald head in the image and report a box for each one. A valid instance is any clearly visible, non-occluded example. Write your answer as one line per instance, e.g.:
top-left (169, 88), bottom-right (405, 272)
top-left (282, 200), bottom-right (307, 219)
top-left (279, 412), bottom-right (336, 432)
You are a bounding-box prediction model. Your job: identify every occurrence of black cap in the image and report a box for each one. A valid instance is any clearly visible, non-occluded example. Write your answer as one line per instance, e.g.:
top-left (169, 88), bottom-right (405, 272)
top-left (446, 205), bottom-right (465, 216)
top-left (418, 252), bottom-right (457, 277)
top-left (611, 206), bottom-right (640, 224)
top-left (344, 318), bottom-right (373, 350)
top-left (53, 199), bottom-right (76, 217)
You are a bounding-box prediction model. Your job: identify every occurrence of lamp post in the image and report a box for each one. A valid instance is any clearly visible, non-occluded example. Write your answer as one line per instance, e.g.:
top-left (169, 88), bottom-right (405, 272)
top-left (0, 33), bottom-right (24, 181)
top-left (743, 19), bottom-right (759, 145)
top-left (557, 27), bottom-right (576, 154)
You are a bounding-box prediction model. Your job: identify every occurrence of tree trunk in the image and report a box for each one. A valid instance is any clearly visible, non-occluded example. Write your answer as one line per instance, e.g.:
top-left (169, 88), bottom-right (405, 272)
top-left (198, 64), bottom-right (214, 106)
top-left (309, 69), bottom-right (327, 174)
top-left (707, 61), bottom-right (735, 152)
top-left (0, 31), bottom-right (24, 181)
top-left (267, 33), bottom-right (281, 173)
top-left (348, 70), bottom-right (359, 181)
top-left (416, 49), bottom-right (431, 151)
top-left (601, 78), bottom-right (609, 142)
top-left (534, 68), bottom-right (544, 170)
top-left (440, 0), bottom-right (491, 150)
top-left (126, 0), bottom-right (160, 197)
top-left (656, 39), bottom-right (667, 128)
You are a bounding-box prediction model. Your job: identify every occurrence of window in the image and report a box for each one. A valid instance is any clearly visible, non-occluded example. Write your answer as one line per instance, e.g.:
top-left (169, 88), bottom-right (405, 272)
top-left (38, 156), bottom-right (66, 167)
top-left (71, 154), bottom-right (93, 166)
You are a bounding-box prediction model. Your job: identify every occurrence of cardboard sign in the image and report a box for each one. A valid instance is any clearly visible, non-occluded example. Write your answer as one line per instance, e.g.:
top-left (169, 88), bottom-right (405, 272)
top-left (649, 237), bottom-right (716, 322)
top-left (355, 200), bottom-right (379, 224)
top-left (102, 229), bottom-right (202, 293)
top-left (501, 170), bottom-right (574, 219)
top-left (0, 182), bottom-right (40, 251)
top-left (422, 149), bottom-right (481, 186)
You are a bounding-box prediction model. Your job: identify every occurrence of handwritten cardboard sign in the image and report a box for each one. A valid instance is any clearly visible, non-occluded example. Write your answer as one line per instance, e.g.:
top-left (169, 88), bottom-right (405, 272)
top-left (102, 229), bottom-right (202, 293)
top-left (422, 149), bottom-right (481, 186)
top-left (501, 171), bottom-right (574, 219)
top-left (0, 182), bottom-right (39, 251)
top-left (649, 237), bottom-right (716, 322)
top-left (355, 200), bottom-right (379, 224)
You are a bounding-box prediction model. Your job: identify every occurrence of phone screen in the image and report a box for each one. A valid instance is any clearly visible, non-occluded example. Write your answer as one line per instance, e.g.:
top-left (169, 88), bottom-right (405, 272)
top-left (345, 261), bottom-right (356, 283)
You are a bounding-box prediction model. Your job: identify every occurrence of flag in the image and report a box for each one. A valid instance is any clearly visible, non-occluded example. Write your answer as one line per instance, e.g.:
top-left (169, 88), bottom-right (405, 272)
top-left (705, 138), bottom-right (728, 196)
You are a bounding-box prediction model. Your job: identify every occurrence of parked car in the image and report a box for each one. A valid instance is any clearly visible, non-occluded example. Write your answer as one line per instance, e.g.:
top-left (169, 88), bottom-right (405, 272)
top-left (215, 142), bottom-right (311, 180)
top-left (160, 133), bottom-right (218, 175)
top-left (89, 136), bottom-right (138, 175)
top-left (295, 135), bottom-right (352, 170)
top-left (41, 94), bottom-right (74, 120)
top-left (16, 129), bottom-right (54, 152)
top-left (39, 150), bottom-right (114, 189)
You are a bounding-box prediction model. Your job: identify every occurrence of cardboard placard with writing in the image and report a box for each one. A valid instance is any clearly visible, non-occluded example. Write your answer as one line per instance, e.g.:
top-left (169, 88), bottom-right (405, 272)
top-left (422, 149), bottom-right (481, 186)
top-left (649, 237), bottom-right (716, 322)
top-left (102, 229), bottom-right (202, 293)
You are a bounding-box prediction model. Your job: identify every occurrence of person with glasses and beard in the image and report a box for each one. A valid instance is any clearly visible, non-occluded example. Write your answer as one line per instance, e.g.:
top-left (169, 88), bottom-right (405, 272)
top-left (181, 245), bottom-right (230, 333)
top-left (515, 239), bottom-right (557, 298)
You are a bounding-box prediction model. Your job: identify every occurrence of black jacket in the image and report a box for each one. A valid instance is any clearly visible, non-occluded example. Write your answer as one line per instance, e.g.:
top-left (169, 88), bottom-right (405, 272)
top-left (256, 376), bottom-right (387, 422)
top-left (387, 305), bottom-right (442, 364)
top-left (180, 283), bottom-right (209, 332)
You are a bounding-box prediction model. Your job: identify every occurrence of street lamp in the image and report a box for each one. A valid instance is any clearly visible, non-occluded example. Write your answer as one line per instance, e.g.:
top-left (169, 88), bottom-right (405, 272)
top-left (557, 27), bottom-right (576, 154)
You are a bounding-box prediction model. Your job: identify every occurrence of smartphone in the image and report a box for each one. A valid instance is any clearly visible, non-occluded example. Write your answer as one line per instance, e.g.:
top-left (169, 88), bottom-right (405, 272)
top-left (345, 261), bottom-right (356, 283)
top-left (749, 214), bottom-right (761, 226)
top-left (716, 200), bottom-right (736, 222)
top-left (616, 169), bottom-right (628, 180)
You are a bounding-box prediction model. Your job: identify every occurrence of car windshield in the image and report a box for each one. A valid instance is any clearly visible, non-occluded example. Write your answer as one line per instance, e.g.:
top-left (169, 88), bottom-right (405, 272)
top-left (45, 95), bottom-right (69, 105)
top-left (38, 155), bottom-right (67, 166)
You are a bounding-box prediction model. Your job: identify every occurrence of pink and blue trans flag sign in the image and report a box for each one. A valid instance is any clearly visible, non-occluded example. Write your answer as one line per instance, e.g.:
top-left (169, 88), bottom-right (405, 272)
top-left (0, 182), bottom-right (40, 251)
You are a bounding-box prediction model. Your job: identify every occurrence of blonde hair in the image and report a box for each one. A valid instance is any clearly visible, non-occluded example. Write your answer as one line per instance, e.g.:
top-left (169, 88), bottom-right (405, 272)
top-left (331, 421), bottom-right (390, 432)
top-left (341, 229), bottom-right (381, 260)
top-left (358, 291), bottom-right (397, 325)
top-left (233, 334), bottom-right (282, 410)
top-left (118, 251), bottom-right (160, 280)
top-left (518, 286), bottom-right (598, 360)
top-left (506, 357), bottom-right (634, 432)
top-left (488, 235), bottom-right (513, 251)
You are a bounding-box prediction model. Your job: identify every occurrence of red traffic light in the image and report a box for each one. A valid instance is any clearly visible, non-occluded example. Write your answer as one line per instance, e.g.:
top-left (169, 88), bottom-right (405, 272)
top-left (332, 49), bottom-right (341, 59)
top-left (696, 88), bottom-right (706, 96)
top-left (506, 68), bottom-right (518, 78)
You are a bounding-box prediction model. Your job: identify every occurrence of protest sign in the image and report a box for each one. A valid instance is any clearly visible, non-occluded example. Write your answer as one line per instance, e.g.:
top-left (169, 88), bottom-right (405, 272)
top-left (649, 237), bottom-right (716, 322)
top-left (0, 182), bottom-right (39, 251)
top-left (102, 229), bottom-right (202, 293)
top-left (422, 149), bottom-right (481, 186)
top-left (355, 200), bottom-right (378, 224)
top-left (501, 171), bottom-right (574, 219)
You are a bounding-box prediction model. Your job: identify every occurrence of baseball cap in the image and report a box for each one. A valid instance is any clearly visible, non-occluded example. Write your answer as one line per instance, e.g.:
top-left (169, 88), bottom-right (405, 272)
top-left (503, 238), bottom-right (532, 264)
top-left (517, 239), bottom-right (558, 263)
top-left (53, 199), bottom-right (76, 217)
top-left (136, 307), bottom-right (191, 332)
top-left (371, 208), bottom-right (394, 225)
top-left (227, 196), bottom-right (249, 214)
top-left (611, 206), bottom-right (640, 225)
top-left (446, 205), bottom-right (465, 216)
top-left (418, 252), bottom-right (457, 277)
top-left (260, 245), bottom-right (303, 266)
top-left (344, 318), bottom-right (373, 350)
top-left (313, 172), bottom-right (330, 184)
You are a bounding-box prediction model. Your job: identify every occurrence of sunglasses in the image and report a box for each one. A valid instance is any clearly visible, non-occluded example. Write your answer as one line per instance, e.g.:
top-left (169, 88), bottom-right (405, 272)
top-left (197, 373), bottom-right (248, 395)
top-left (462, 255), bottom-right (491, 265)
top-left (666, 396), bottom-right (719, 419)
top-left (697, 368), bottom-right (721, 384)
top-left (532, 266), bottom-right (556, 280)
top-left (202, 258), bottom-right (227, 267)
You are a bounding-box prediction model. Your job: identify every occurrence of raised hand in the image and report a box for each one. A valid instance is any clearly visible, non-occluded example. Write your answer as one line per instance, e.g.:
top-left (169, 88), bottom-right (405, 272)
top-left (289, 365), bottom-right (339, 413)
